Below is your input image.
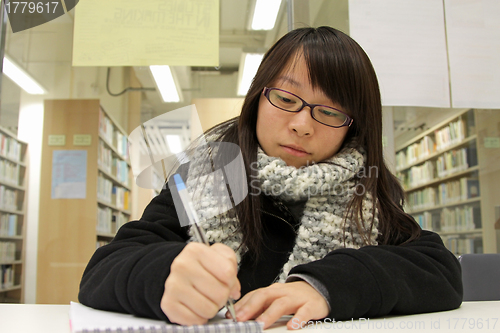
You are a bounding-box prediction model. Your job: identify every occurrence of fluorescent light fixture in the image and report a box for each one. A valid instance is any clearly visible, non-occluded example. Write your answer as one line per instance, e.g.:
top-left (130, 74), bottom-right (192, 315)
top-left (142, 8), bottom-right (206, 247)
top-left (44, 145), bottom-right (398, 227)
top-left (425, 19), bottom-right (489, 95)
top-left (166, 134), bottom-right (183, 154)
top-left (149, 65), bottom-right (182, 103)
top-left (237, 53), bottom-right (264, 96)
top-left (2, 55), bottom-right (47, 94)
top-left (251, 0), bottom-right (281, 30)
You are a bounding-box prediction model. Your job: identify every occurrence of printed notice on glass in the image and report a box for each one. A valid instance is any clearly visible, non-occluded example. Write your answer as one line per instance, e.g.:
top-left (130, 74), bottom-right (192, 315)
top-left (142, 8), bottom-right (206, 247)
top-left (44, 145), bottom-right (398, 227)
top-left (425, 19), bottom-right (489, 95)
top-left (51, 150), bottom-right (87, 199)
top-left (73, 0), bottom-right (219, 66)
top-left (349, 0), bottom-right (450, 107)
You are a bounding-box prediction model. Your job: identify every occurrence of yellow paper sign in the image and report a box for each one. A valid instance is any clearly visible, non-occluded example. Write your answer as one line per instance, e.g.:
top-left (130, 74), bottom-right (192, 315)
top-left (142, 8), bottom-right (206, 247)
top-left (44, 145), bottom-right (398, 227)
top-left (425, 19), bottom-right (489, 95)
top-left (73, 134), bottom-right (92, 146)
top-left (48, 135), bottom-right (66, 146)
top-left (484, 137), bottom-right (500, 148)
top-left (72, 0), bottom-right (219, 67)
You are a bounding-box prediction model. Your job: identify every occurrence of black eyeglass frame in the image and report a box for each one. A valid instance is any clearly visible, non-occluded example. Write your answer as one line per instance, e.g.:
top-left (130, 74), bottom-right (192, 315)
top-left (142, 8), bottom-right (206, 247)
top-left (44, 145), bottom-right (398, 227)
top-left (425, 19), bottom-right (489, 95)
top-left (262, 87), bottom-right (354, 128)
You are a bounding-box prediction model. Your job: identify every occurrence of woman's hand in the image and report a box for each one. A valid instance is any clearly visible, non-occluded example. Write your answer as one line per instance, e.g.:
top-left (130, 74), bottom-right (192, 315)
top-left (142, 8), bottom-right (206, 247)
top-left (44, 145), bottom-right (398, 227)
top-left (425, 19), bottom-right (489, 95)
top-left (232, 281), bottom-right (329, 330)
top-left (161, 243), bottom-right (241, 325)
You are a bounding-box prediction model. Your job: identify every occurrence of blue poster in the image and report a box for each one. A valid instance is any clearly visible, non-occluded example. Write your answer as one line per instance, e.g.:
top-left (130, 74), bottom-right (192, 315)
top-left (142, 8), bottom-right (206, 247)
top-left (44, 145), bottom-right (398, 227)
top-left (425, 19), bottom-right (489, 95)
top-left (51, 150), bottom-right (87, 199)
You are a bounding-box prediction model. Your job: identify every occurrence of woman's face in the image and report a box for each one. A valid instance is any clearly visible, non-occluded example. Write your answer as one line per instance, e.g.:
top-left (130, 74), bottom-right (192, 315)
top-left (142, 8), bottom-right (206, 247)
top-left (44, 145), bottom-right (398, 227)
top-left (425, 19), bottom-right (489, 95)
top-left (256, 56), bottom-right (350, 168)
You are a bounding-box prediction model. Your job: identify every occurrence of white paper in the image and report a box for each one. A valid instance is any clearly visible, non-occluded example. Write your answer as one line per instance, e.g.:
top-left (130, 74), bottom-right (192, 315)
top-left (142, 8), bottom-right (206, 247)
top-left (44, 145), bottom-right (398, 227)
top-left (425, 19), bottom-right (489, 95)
top-left (349, 0), bottom-right (450, 107)
top-left (51, 150), bottom-right (87, 199)
top-left (69, 302), bottom-right (263, 333)
top-left (445, 0), bottom-right (500, 108)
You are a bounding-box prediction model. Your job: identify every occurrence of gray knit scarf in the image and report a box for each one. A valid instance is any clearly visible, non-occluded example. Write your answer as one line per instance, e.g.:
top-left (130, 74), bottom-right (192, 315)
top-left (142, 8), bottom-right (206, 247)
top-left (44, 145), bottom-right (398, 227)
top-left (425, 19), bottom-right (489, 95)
top-left (185, 143), bottom-right (379, 282)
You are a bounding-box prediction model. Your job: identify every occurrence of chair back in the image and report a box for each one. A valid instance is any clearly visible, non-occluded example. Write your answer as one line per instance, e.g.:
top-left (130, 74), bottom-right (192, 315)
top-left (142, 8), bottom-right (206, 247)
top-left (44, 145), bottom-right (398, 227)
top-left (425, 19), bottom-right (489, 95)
top-left (459, 253), bottom-right (500, 301)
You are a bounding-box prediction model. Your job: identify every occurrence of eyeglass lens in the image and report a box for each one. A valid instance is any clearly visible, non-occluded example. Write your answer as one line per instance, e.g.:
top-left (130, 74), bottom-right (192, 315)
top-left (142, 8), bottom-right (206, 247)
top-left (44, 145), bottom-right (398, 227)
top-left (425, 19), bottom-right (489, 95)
top-left (267, 89), bottom-right (348, 127)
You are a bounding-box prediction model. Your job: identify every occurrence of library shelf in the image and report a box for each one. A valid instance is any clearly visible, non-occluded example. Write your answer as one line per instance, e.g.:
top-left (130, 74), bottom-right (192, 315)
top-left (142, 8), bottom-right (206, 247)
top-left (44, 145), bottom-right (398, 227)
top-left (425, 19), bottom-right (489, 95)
top-left (0, 260), bottom-right (22, 265)
top-left (395, 109), bottom-right (489, 256)
top-left (0, 284), bottom-right (22, 292)
top-left (0, 208), bottom-right (24, 215)
top-left (396, 135), bottom-right (477, 172)
top-left (439, 229), bottom-right (483, 237)
top-left (97, 167), bottom-right (131, 191)
top-left (407, 197), bottom-right (481, 215)
top-left (0, 125), bottom-right (27, 304)
top-left (403, 166), bottom-right (479, 192)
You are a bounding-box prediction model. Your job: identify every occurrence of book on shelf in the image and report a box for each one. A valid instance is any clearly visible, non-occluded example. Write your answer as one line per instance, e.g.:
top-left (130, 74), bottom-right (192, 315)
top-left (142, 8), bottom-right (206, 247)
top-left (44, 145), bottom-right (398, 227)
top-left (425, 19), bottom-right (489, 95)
top-left (115, 131), bottom-right (129, 159)
top-left (0, 264), bottom-right (14, 290)
top-left (98, 141), bottom-right (112, 173)
top-left (396, 135), bottom-right (436, 169)
top-left (436, 148), bottom-right (469, 178)
top-left (434, 118), bottom-right (466, 151)
top-left (0, 133), bottom-right (22, 162)
top-left (114, 211), bottom-right (128, 231)
top-left (0, 241), bottom-right (16, 262)
top-left (438, 177), bottom-right (480, 205)
top-left (112, 158), bottom-right (129, 186)
top-left (440, 206), bottom-right (477, 232)
top-left (442, 236), bottom-right (481, 255)
top-left (97, 175), bottom-right (113, 203)
top-left (99, 109), bottom-right (114, 144)
top-left (413, 212), bottom-right (433, 230)
top-left (0, 186), bottom-right (18, 211)
top-left (404, 161), bottom-right (434, 189)
top-left (0, 214), bottom-right (19, 237)
top-left (97, 209), bottom-right (128, 235)
top-left (0, 160), bottom-right (20, 186)
top-left (407, 187), bottom-right (438, 210)
top-left (97, 207), bottom-right (113, 234)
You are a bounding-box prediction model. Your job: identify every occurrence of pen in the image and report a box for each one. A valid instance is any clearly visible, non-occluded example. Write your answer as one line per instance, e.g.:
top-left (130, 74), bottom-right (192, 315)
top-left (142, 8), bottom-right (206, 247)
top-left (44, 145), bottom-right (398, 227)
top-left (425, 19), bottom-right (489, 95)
top-left (173, 173), bottom-right (238, 322)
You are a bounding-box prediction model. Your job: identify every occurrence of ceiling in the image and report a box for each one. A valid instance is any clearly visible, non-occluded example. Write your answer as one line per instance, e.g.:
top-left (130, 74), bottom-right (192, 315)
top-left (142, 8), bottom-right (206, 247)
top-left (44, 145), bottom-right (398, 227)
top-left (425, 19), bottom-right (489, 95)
top-left (0, 0), bottom-right (350, 130)
top-left (135, 0), bottom-right (350, 120)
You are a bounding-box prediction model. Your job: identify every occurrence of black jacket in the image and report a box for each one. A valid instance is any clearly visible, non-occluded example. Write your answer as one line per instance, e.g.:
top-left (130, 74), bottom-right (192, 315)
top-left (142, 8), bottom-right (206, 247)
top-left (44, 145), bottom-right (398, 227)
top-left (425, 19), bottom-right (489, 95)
top-left (79, 185), bottom-right (463, 321)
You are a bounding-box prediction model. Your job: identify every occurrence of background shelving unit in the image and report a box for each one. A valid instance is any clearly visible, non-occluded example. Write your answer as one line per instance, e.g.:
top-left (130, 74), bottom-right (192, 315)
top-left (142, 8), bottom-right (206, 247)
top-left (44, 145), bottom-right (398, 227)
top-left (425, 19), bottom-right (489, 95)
top-left (0, 126), bottom-right (28, 303)
top-left (37, 99), bottom-right (131, 304)
top-left (395, 109), bottom-right (484, 255)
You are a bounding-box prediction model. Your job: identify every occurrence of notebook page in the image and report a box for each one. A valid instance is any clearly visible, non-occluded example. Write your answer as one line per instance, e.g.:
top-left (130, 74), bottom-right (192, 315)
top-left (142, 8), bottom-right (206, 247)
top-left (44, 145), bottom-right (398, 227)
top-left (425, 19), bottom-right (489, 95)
top-left (69, 302), bottom-right (263, 333)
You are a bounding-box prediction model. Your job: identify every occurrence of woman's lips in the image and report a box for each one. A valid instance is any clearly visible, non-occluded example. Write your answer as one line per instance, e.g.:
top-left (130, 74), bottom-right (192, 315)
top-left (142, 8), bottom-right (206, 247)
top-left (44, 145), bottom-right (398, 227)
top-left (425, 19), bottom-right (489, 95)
top-left (281, 145), bottom-right (310, 157)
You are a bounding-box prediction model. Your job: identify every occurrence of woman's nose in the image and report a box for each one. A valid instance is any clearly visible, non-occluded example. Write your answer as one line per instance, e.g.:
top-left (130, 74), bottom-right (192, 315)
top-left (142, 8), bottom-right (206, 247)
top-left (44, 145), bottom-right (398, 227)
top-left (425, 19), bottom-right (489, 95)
top-left (289, 107), bottom-right (315, 137)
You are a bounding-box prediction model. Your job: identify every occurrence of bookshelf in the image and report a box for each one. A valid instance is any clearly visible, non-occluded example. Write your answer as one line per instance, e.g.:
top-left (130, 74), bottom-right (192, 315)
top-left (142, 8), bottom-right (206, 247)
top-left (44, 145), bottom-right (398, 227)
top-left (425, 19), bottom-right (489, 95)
top-left (37, 99), bottom-right (131, 304)
top-left (395, 109), bottom-right (485, 256)
top-left (0, 126), bottom-right (28, 303)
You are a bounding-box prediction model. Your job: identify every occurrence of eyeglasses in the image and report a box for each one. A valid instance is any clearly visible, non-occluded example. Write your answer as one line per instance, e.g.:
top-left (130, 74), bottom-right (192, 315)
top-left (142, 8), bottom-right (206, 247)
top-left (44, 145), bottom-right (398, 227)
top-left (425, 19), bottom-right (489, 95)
top-left (263, 87), bottom-right (353, 128)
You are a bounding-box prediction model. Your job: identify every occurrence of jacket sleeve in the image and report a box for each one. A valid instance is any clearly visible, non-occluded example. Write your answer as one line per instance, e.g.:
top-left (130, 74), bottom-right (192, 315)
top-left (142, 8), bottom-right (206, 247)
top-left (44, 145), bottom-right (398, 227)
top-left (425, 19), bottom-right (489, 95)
top-left (288, 230), bottom-right (463, 320)
top-left (78, 184), bottom-right (188, 321)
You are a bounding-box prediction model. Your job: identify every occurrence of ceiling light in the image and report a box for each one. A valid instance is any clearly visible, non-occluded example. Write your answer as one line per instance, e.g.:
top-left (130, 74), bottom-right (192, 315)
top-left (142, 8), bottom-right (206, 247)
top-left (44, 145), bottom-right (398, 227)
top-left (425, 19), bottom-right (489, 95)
top-left (2, 55), bottom-right (47, 94)
top-left (149, 65), bottom-right (182, 103)
top-left (166, 134), bottom-right (183, 154)
top-left (237, 53), bottom-right (264, 96)
top-left (250, 0), bottom-right (281, 30)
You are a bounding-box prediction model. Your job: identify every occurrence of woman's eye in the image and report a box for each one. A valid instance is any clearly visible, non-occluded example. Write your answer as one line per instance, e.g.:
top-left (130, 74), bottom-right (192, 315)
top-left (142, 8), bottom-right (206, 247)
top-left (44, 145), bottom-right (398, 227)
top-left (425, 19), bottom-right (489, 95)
top-left (277, 95), bottom-right (295, 104)
top-left (319, 108), bottom-right (345, 118)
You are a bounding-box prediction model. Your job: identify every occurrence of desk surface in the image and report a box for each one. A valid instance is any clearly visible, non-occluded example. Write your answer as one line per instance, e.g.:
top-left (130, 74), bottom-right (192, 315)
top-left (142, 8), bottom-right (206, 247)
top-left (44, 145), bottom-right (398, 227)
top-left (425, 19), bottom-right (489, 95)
top-left (0, 301), bottom-right (499, 333)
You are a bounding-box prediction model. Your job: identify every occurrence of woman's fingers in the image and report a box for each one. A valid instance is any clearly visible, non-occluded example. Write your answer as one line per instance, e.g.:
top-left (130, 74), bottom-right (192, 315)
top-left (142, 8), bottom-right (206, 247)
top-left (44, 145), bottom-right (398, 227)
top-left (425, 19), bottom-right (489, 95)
top-left (234, 282), bottom-right (330, 329)
top-left (204, 243), bottom-right (241, 299)
top-left (161, 242), bottom-right (240, 325)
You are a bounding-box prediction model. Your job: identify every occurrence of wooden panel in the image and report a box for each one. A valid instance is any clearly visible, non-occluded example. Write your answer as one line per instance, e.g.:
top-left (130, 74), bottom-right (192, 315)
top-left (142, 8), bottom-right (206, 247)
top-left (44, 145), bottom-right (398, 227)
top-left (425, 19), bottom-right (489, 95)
top-left (37, 100), bottom-right (100, 304)
top-left (191, 98), bottom-right (243, 140)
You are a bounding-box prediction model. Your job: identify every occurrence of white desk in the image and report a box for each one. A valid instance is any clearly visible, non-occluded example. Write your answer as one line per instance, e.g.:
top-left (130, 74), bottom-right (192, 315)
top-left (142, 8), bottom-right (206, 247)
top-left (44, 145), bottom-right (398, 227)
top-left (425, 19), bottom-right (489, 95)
top-left (0, 302), bottom-right (499, 333)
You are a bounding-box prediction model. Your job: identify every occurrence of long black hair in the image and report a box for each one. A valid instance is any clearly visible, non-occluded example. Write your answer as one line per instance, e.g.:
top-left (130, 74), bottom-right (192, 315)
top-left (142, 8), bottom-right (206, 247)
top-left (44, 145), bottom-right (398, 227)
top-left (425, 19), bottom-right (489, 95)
top-left (205, 26), bottom-right (420, 255)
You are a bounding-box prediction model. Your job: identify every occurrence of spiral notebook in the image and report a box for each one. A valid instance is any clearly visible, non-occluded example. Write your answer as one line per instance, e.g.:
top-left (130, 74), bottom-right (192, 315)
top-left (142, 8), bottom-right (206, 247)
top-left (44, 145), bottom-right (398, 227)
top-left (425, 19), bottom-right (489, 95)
top-left (69, 302), bottom-right (263, 333)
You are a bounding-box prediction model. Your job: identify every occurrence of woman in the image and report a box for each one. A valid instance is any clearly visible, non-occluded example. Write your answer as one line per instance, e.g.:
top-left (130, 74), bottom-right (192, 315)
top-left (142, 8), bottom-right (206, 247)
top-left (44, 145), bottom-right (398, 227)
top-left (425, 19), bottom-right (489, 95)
top-left (79, 27), bottom-right (462, 329)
